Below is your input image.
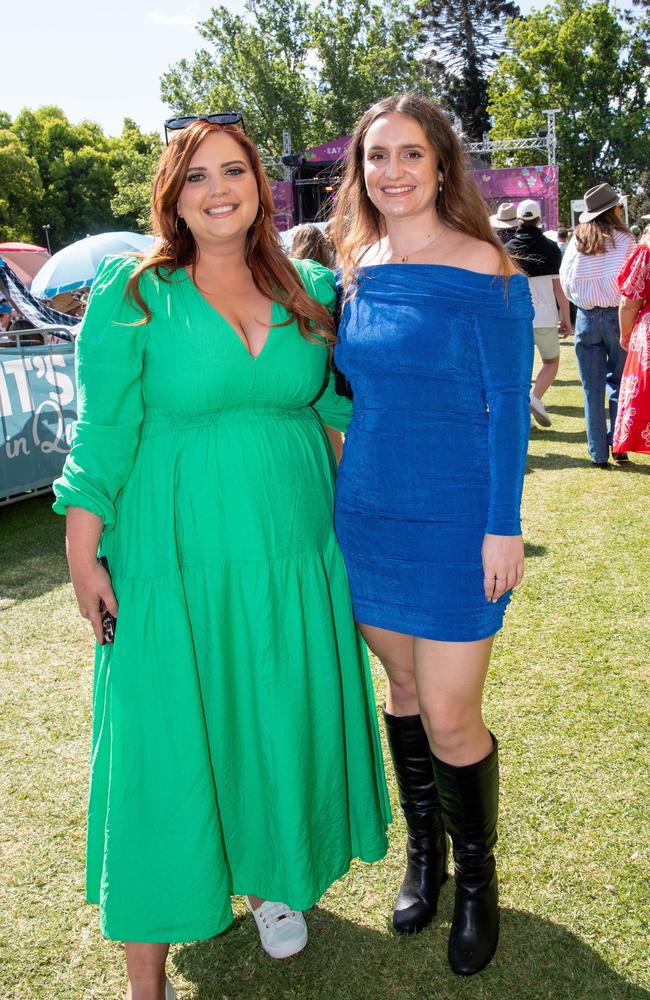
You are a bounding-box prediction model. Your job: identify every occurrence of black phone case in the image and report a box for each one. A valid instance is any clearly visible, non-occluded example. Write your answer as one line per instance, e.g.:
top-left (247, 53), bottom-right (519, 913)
top-left (98, 556), bottom-right (117, 644)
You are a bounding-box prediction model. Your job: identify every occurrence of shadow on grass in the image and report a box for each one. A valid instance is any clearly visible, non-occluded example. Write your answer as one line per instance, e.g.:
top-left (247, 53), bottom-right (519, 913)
top-left (173, 904), bottom-right (648, 1000)
top-left (524, 543), bottom-right (547, 558)
top-left (614, 460), bottom-right (650, 475)
top-left (553, 378), bottom-right (582, 387)
top-left (545, 404), bottom-right (584, 417)
top-left (0, 493), bottom-right (69, 600)
top-left (530, 429), bottom-right (586, 444)
top-left (526, 453), bottom-right (593, 473)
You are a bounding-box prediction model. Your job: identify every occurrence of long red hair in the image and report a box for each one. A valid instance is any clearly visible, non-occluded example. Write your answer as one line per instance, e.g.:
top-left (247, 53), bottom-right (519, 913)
top-left (126, 120), bottom-right (334, 343)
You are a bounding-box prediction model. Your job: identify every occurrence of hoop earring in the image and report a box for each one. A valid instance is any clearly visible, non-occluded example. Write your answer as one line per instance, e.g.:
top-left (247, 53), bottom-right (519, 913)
top-left (175, 215), bottom-right (185, 236)
top-left (256, 206), bottom-right (265, 225)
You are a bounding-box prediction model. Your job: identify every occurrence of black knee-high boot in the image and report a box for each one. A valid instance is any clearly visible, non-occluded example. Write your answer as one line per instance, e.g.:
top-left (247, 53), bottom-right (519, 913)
top-left (430, 736), bottom-right (499, 976)
top-left (383, 708), bottom-right (449, 934)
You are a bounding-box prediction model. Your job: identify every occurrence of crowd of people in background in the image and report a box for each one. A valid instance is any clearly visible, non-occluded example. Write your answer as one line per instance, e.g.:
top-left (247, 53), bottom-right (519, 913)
top-left (490, 185), bottom-right (650, 467)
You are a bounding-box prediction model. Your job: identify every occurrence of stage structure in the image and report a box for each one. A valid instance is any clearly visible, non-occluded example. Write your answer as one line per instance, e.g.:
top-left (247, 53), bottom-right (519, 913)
top-left (270, 110), bottom-right (561, 232)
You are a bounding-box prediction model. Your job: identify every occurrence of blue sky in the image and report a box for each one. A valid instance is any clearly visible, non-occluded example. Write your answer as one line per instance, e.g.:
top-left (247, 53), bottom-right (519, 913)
top-left (4, 0), bottom-right (633, 139)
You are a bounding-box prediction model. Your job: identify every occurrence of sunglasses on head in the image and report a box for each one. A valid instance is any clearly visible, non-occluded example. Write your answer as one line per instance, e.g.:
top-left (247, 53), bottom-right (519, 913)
top-left (164, 113), bottom-right (245, 145)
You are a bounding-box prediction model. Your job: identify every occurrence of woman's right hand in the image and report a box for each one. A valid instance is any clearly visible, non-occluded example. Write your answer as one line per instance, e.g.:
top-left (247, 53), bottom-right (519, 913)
top-left (69, 557), bottom-right (118, 644)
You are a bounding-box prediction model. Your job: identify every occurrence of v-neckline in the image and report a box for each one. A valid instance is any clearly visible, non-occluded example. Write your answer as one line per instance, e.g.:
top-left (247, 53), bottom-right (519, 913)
top-left (183, 270), bottom-right (278, 361)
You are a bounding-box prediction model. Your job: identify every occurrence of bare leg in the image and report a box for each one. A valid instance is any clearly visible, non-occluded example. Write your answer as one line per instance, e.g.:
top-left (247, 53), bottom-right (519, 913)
top-left (413, 635), bottom-right (494, 765)
top-left (361, 623), bottom-right (445, 934)
top-left (533, 355), bottom-right (559, 401)
top-left (358, 623), bottom-right (417, 715)
top-left (125, 943), bottom-right (169, 1000)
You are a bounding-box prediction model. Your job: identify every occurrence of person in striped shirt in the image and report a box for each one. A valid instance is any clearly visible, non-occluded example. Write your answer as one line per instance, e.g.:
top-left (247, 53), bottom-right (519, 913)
top-left (560, 183), bottom-right (636, 467)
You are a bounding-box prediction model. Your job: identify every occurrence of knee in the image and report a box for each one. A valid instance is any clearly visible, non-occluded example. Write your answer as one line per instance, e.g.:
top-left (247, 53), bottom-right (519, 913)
top-left (385, 661), bottom-right (417, 698)
top-left (544, 356), bottom-right (560, 373)
top-left (383, 660), bottom-right (418, 714)
top-left (421, 701), bottom-right (482, 758)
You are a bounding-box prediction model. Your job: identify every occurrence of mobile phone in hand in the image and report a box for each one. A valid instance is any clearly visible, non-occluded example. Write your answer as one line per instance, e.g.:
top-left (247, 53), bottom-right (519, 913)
top-left (98, 556), bottom-right (117, 644)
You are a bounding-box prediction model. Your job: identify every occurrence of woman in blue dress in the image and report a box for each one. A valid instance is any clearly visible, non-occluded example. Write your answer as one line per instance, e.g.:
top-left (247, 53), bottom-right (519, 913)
top-left (330, 94), bottom-right (534, 976)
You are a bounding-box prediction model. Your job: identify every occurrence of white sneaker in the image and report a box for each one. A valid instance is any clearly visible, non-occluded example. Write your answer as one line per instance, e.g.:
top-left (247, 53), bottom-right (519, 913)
top-left (245, 897), bottom-right (308, 959)
top-left (530, 393), bottom-right (552, 427)
top-left (165, 980), bottom-right (177, 1000)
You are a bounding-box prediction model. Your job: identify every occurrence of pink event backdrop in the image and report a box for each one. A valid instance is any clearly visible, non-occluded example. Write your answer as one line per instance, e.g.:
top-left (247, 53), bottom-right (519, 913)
top-left (471, 166), bottom-right (559, 230)
top-left (272, 156), bottom-right (559, 232)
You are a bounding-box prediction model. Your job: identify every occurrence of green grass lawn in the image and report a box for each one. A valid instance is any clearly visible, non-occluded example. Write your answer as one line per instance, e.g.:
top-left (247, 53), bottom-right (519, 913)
top-left (1, 341), bottom-right (649, 999)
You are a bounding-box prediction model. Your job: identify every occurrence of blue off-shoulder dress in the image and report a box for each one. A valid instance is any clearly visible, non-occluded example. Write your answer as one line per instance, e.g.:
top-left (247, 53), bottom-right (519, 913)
top-left (334, 264), bottom-right (534, 642)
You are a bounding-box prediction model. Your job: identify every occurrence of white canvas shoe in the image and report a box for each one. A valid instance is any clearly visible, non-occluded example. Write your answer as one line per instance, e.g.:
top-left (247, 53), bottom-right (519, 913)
top-left (245, 897), bottom-right (308, 959)
top-left (530, 393), bottom-right (552, 427)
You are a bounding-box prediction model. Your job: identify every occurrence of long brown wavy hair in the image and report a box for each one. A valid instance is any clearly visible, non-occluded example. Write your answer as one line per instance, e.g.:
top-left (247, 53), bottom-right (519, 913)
top-left (574, 205), bottom-right (630, 256)
top-left (126, 120), bottom-right (334, 343)
top-left (290, 224), bottom-right (335, 269)
top-left (330, 93), bottom-right (512, 290)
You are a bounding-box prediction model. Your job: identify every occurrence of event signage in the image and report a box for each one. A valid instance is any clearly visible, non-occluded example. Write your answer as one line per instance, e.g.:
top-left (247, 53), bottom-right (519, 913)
top-left (0, 344), bottom-right (76, 502)
top-left (471, 165), bottom-right (560, 231)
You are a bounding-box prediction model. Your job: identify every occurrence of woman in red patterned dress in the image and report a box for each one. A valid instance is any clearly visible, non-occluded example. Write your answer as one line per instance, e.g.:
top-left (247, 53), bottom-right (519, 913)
top-left (613, 235), bottom-right (650, 455)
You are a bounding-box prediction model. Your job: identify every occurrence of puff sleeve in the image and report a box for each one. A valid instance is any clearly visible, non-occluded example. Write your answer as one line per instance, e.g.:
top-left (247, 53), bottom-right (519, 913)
top-left (292, 257), bottom-right (353, 433)
top-left (52, 255), bottom-right (147, 527)
top-left (473, 285), bottom-right (534, 536)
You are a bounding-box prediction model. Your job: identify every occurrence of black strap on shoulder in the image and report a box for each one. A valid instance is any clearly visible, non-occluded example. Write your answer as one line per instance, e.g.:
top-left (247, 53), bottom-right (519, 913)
top-left (332, 286), bottom-right (353, 399)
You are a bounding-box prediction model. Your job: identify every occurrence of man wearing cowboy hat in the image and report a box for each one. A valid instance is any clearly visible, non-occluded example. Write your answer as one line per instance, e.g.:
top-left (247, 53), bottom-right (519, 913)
top-left (505, 199), bottom-right (573, 428)
top-left (489, 202), bottom-right (519, 244)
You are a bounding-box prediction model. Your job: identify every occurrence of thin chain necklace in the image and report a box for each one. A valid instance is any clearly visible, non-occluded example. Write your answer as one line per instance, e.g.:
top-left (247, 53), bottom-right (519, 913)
top-left (385, 231), bottom-right (441, 264)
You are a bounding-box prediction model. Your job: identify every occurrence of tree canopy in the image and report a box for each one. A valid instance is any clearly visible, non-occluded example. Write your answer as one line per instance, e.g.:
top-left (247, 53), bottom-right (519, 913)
top-left (3, 0), bottom-right (649, 247)
top-left (0, 108), bottom-right (162, 248)
top-left (417, 0), bottom-right (520, 139)
top-left (487, 0), bottom-right (649, 221)
top-left (160, 0), bottom-right (432, 159)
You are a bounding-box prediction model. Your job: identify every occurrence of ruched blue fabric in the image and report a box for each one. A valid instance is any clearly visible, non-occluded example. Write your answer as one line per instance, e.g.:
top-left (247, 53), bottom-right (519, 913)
top-left (334, 264), bottom-right (534, 642)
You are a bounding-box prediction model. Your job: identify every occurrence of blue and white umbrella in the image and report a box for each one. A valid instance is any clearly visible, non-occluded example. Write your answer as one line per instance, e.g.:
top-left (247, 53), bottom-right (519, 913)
top-left (31, 231), bottom-right (155, 299)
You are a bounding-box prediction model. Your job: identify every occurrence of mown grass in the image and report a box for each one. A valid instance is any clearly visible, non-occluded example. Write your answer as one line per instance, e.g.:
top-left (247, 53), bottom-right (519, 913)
top-left (1, 342), bottom-right (649, 999)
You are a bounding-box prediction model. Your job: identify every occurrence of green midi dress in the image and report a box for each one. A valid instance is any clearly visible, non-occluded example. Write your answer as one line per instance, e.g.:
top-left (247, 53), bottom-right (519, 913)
top-left (53, 254), bottom-right (391, 943)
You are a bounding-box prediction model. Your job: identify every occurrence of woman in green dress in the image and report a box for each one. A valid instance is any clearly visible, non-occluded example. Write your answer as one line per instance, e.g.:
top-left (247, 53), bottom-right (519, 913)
top-left (53, 116), bottom-right (390, 1000)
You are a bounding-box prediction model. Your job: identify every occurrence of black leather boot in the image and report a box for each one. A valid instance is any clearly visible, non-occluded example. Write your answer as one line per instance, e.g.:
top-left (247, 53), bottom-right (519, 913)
top-left (383, 708), bottom-right (448, 934)
top-left (431, 736), bottom-right (499, 976)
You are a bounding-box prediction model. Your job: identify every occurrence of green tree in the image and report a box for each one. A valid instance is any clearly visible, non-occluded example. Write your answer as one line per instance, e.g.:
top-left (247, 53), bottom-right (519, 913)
top-left (309, 0), bottom-right (433, 139)
top-left (110, 119), bottom-right (163, 231)
top-left (1, 109), bottom-right (159, 247)
top-left (0, 130), bottom-right (43, 242)
top-left (160, 0), bottom-right (431, 160)
top-left (416, 0), bottom-right (520, 139)
top-left (487, 0), bottom-right (649, 220)
top-left (12, 106), bottom-right (125, 248)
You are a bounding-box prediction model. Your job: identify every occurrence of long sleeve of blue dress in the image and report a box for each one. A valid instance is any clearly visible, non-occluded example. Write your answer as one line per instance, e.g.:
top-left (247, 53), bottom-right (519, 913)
top-left (473, 303), bottom-right (534, 535)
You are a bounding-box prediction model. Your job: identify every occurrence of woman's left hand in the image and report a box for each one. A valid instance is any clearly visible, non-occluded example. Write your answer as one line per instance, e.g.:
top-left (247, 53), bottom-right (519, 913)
top-left (482, 533), bottom-right (525, 603)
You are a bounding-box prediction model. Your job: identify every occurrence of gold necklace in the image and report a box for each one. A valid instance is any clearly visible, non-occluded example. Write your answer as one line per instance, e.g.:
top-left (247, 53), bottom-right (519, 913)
top-left (386, 233), bottom-right (440, 264)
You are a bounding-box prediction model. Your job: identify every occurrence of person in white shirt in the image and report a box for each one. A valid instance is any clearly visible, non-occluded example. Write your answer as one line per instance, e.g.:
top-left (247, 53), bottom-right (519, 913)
top-left (560, 183), bottom-right (636, 466)
top-left (505, 199), bottom-right (572, 428)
